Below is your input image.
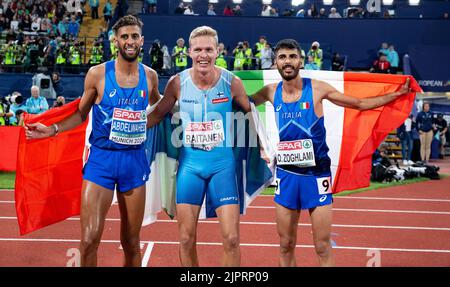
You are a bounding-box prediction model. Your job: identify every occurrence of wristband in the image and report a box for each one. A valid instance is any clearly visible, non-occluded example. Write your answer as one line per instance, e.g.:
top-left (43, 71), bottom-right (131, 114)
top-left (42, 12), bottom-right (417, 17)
top-left (52, 123), bottom-right (59, 136)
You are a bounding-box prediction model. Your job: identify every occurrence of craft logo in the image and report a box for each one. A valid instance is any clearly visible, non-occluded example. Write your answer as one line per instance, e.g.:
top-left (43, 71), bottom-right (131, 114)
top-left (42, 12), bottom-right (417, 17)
top-left (182, 99), bottom-right (199, 104)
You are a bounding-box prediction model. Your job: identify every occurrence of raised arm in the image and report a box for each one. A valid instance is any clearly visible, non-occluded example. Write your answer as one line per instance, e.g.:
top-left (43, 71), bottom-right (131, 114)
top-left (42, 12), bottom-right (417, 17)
top-left (146, 74), bottom-right (180, 128)
top-left (25, 66), bottom-right (100, 139)
top-left (319, 78), bottom-right (410, 111)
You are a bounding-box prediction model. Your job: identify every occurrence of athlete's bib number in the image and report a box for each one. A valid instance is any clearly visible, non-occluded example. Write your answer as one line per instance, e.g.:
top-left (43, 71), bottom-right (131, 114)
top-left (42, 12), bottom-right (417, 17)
top-left (276, 139), bottom-right (316, 167)
top-left (109, 108), bottom-right (147, 145)
top-left (317, 177), bottom-right (332, 195)
top-left (185, 120), bottom-right (224, 151)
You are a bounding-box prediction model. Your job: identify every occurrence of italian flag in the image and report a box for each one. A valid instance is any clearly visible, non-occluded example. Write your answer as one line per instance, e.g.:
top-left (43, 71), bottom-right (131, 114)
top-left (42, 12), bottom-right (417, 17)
top-left (235, 69), bottom-right (421, 193)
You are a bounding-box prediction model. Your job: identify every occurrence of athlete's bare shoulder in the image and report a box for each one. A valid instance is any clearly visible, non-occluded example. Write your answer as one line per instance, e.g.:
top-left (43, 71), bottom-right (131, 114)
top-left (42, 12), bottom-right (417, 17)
top-left (311, 78), bottom-right (335, 100)
top-left (86, 62), bottom-right (106, 80)
top-left (141, 64), bottom-right (158, 80)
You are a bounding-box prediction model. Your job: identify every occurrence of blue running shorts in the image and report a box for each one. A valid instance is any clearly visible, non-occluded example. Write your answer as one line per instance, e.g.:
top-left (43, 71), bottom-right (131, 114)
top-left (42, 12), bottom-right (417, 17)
top-left (274, 167), bottom-right (333, 210)
top-left (83, 145), bottom-right (150, 192)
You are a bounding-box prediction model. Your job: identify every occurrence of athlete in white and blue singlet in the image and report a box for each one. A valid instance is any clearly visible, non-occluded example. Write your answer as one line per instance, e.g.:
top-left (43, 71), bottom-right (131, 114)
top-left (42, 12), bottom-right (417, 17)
top-left (252, 39), bottom-right (410, 267)
top-left (25, 16), bottom-right (161, 267)
top-left (147, 26), bottom-right (252, 267)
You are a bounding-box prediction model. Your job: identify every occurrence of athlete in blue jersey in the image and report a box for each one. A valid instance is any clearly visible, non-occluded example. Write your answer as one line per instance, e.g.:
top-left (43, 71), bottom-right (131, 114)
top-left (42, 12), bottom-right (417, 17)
top-left (252, 39), bottom-right (410, 266)
top-left (25, 15), bottom-right (161, 267)
top-left (147, 26), bottom-right (252, 266)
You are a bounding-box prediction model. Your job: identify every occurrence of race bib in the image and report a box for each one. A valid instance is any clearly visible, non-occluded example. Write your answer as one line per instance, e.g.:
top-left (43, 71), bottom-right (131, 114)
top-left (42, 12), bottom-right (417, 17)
top-left (185, 120), bottom-right (225, 151)
top-left (109, 108), bottom-right (147, 145)
top-left (276, 139), bottom-right (316, 167)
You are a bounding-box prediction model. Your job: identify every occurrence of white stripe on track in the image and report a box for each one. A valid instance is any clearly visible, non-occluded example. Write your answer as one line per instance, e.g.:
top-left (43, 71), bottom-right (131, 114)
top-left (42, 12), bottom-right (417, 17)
top-left (248, 206), bottom-right (450, 215)
top-left (141, 242), bottom-right (154, 267)
top-left (336, 196), bottom-right (450, 203)
top-left (0, 237), bottom-right (449, 254)
top-left (1, 216), bottom-right (449, 231)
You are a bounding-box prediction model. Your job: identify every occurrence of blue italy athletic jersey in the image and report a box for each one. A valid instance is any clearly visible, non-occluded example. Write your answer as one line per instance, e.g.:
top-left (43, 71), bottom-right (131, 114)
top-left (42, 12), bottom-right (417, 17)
top-left (273, 78), bottom-right (331, 175)
top-left (89, 60), bottom-right (149, 150)
top-left (178, 68), bottom-right (234, 159)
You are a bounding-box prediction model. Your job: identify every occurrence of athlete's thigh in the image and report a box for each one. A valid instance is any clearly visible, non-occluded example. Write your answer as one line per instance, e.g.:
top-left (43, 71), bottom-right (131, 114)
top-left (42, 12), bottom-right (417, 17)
top-left (309, 204), bottom-right (333, 242)
top-left (176, 203), bottom-right (202, 236)
top-left (207, 164), bottom-right (239, 209)
top-left (176, 162), bottom-right (206, 206)
top-left (80, 180), bottom-right (115, 236)
top-left (116, 184), bottom-right (146, 235)
top-left (275, 203), bottom-right (300, 239)
top-left (216, 204), bottom-right (240, 239)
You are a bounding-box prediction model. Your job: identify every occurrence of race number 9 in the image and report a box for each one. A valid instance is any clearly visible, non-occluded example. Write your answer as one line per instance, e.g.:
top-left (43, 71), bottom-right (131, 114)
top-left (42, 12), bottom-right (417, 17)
top-left (317, 177), bottom-right (332, 195)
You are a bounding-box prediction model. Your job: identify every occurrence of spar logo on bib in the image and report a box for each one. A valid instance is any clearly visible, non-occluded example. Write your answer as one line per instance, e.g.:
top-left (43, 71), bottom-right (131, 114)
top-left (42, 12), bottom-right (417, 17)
top-left (278, 140), bottom-right (303, 151)
top-left (113, 109), bottom-right (146, 121)
top-left (186, 122), bottom-right (213, 132)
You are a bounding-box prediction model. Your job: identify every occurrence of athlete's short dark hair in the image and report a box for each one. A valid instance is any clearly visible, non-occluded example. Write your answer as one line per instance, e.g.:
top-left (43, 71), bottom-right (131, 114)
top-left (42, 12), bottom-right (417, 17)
top-left (112, 15), bottom-right (143, 35)
top-left (274, 39), bottom-right (302, 55)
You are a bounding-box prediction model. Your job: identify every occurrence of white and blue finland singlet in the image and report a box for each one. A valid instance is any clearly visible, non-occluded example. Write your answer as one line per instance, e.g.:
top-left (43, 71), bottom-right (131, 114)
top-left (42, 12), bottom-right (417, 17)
top-left (274, 78), bottom-right (331, 176)
top-left (178, 68), bottom-right (234, 158)
top-left (89, 60), bottom-right (148, 150)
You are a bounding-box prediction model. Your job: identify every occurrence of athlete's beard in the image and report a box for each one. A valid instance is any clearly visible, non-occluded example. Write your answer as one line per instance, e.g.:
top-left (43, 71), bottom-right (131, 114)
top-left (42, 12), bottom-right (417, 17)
top-left (278, 64), bottom-right (300, 81)
top-left (118, 45), bottom-right (140, 62)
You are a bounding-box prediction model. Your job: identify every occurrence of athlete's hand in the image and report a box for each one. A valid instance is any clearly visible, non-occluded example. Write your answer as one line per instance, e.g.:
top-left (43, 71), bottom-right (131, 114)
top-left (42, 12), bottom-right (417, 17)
top-left (25, 123), bottom-right (55, 139)
top-left (260, 147), bottom-right (271, 164)
top-left (396, 78), bottom-right (411, 96)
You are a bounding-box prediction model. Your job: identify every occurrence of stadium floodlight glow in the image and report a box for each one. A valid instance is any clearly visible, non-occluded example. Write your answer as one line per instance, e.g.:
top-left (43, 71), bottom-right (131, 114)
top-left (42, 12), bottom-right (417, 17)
top-left (323, 0), bottom-right (333, 5)
top-left (349, 0), bottom-right (360, 5)
top-left (382, 0), bottom-right (394, 5)
top-left (292, 0), bottom-right (305, 5)
top-left (408, 0), bottom-right (420, 6)
top-left (262, 0), bottom-right (272, 5)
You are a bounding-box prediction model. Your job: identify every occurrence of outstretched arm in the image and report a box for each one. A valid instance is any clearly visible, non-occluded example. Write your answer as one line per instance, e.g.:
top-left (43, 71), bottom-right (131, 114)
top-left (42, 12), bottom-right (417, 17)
top-left (25, 66), bottom-right (100, 139)
top-left (320, 78), bottom-right (410, 111)
top-left (146, 74), bottom-right (180, 128)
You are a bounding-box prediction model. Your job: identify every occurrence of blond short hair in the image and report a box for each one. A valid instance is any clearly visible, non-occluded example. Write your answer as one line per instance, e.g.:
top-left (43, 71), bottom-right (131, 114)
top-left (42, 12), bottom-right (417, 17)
top-left (189, 26), bottom-right (218, 46)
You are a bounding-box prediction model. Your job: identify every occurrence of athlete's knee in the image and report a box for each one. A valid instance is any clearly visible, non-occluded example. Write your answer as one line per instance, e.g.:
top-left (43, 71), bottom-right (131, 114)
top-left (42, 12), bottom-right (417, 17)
top-left (120, 235), bottom-right (141, 253)
top-left (179, 230), bottom-right (196, 250)
top-left (279, 235), bottom-right (296, 254)
top-left (80, 235), bottom-right (101, 254)
top-left (222, 233), bottom-right (240, 251)
top-left (314, 238), bottom-right (332, 257)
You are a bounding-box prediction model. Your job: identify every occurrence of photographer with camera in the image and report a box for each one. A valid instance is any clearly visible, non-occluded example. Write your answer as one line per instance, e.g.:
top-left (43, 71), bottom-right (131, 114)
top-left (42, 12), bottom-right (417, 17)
top-left (52, 96), bottom-right (66, 108)
top-left (172, 38), bottom-right (187, 73)
top-left (233, 41), bottom-right (245, 70)
top-left (0, 92), bottom-right (26, 126)
top-left (307, 41), bottom-right (323, 70)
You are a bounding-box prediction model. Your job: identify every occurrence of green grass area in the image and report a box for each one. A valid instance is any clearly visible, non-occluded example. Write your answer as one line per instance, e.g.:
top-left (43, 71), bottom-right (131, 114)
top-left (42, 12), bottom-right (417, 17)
top-left (260, 175), bottom-right (447, 196)
top-left (0, 172), bottom-right (16, 190)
